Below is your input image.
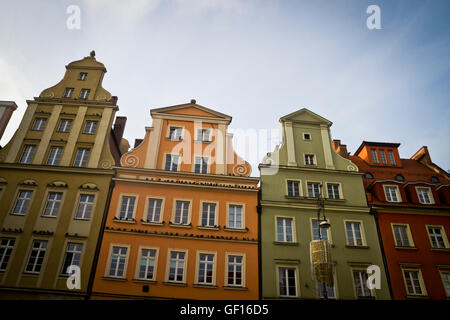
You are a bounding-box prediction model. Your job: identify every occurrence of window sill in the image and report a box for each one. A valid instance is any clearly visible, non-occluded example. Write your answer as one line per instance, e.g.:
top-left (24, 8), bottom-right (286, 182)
top-left (431, 248), bottom-right (450, 252)
top-left (223, 286), bottom-right (248, 291)
top-left (169, 223), bottom-right (192, 229)
top-left (22, 272), bottom-right (40, 276)
top-left (194, 140), bottom-right (212, 143)
top-left (325, 198), bottom-right (345, 202)
top-left (113, 218), bottom-right (136, 224)
top-left (141, 220), bottom-right (165, 226)
top-left (223, 227), bottom-right (248, 233)
top-left (197, 226), bottom-right (220, 231)
top-left (10, 213), bottom-right (26, 217)
top-left (406, 295), bottom-right (430, 300)
top-left (285, 195), bottom-right (304, 200)
top-left (40, 215), bottom-right (57, 219)
top-left (166, 138), bottom-right (183, 142)
top-left (193, 284), bottom-right (217, 289)
top-left (132, 278), bottom-right (157, 284)
top-left (73, 218), bottom-right (91, 221)
top-left (102, 276), bottom-right (127, 282)
top-left (395, 246), bottom-right (417, 250)
top-left (274, 241), bottom-right (298, 246)
top-left (345, 245), bottom-right (369, 249)
top-left (163, 281), bottom-right (187, 287)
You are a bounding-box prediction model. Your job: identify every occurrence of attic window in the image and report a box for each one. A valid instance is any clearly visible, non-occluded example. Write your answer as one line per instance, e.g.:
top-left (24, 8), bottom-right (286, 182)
top-left (431, 176), bottom-right (439, 183)
top-left (364, 173), bottom-right (374, 179)
top-left (78, 72), bottom-right (87, 80)
top-left (303, 133), bottom-right (311, 140)
top-left (395, 174), bottom-right (405, 182)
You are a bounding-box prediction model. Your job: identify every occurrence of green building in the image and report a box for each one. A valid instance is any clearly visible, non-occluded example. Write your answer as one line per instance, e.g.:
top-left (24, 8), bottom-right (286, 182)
top-left (259, 108), bottom-right (391, 299)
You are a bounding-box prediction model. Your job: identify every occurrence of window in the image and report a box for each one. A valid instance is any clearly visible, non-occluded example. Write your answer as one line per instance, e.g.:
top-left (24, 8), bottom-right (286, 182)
top-left (388, 150), bottom-right (396, 165)
top-left (392, 224), bottom-right (412, 247)
top-left (197, 129), bottom-right (211, 142)
top-left (118, 196), bottom-right (136, 220)
top-left (201, 203), bottom-right (216, 227)
top-left (352, 270), bottom-right (373, 299)
top-left (371, 149), bottom-right (378, 164)
top-left (276, 217), bottom-right (294, 242)
top-left (307, 182), bottom-right (321, 198)
top-left (427, 226), bottom-right (448, 249)
top-left (431, 176), bottom-right (440, 183)
top-left (305, 154), bottom-right (315, 165)
top-left (19, 145), bottom-right (35, 164)
top-left (317, 282), bottom-right (335, 299)
top-left (403, 269), bottom-right (425, 296)
top-left (42, 192), bottom-right (63, 218)
top-left (173, 200), bottom-right (190, 225)
top-left (168, 127), bottom-right (182, 140)
top-left (226, 255), bottom-right (244, 287)
top-left (168, 251), bottom-right (186, 282)
top-left (287, 180), bottom-right (300, 197)
top-left (78, 72), bottom-right (87, 80)
top-left (12, 190), bottom-right (33, 215)
top-left (137, 248), bottom-right (157, 280)
top-left (73, 148), bottom-right (90, 167)
top-left (303, 133), bottom-right (311, 140)
top-left (379, 149), bottom-right (387, 164)
top-left (395, 174), bottom-right (405, 182)
top-left (83, 121), bottom-right (98, 134)
top-left (327, 183), bottom-right (340, 199)
top-left (440, 272), bottom-right (450, 297)
top-left (416, 187), bottom-right (433, 204)
top-left (108, 246), bottom-right (128, 278)
top-left (197, 253), bottom-right (215, 285)
top-left (384, 185), bottom-right (401, 203)
top-left (32, 118), bottom-right (47, 131)
top-left (364, 173), bottom-right (374, 179)
top-left (312, 219), bottom-right (329, 241)
top-left (194, 156), bottom-right (208, 174)
top-left (46, 146), bottom-right (63, 166)
top-left (61, 243), bottom-right (83, 276)
top-left (75, 194), bottom-right (95, 220)
top-left (63, 88), bottom-right (74, 98)
top-left (80, 89), bottom-right (90, 100)
top-left (346, 221), bottom-right (364, 246)
top-left (58, 119), bottom-right (72, 132)
top-left (146, 198), bottom-right (163, 223)
top-left (0, 238), bottom-right (15, 271)
top-left (25, 240), bottom-right (48, 274)
top-left (228, 204), bottom-right (243, 229)
top-left (278, 267), bottom-right (297, 297)
top-left (164, 154), bottom-right (179, 171)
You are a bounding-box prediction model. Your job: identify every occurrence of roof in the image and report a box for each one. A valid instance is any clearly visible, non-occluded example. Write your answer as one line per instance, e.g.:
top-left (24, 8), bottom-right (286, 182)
top-left (354, 141), bottom-right (401, 156)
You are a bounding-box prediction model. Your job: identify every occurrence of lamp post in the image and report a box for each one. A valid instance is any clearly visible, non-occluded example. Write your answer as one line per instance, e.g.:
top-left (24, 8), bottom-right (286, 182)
top-left (316, 183), bottom-right (331, 299)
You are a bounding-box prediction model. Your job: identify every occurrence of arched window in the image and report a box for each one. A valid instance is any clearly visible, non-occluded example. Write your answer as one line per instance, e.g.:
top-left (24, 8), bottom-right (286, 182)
top-left (431, 176), bottom-right (439, 183)
top-left (364, 173), bottom-right (374, 179)
top-left (395, 174), bottom-right (405, 182)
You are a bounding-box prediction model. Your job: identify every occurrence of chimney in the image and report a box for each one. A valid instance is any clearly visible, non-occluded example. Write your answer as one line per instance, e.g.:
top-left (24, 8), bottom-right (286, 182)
top-left (332, 139), bottom-right (349, 158)
top-left (113, 116), bottom-right (127, 143)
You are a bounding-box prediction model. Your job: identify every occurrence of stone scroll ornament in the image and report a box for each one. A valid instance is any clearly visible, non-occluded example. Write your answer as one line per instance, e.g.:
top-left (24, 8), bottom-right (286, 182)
top-left (122, 155), bottom-right (139, 168)
top-left (232, 163), bottom-right (250, 176)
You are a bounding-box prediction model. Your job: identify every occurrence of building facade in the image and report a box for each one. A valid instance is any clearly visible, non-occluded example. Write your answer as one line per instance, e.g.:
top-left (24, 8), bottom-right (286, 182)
top-left (259, 109), bottom-right (390, 299)
top-left (91, 101), bottom-right (259, 299)
top-left (348, 141), bottom-right (450, 299)
top-left (0, 52), bottom-right (127, 299)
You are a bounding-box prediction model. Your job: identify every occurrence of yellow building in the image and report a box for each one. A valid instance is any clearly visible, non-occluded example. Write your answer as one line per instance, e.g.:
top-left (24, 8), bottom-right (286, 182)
top-left (0, 52), bottom-right (128, 299)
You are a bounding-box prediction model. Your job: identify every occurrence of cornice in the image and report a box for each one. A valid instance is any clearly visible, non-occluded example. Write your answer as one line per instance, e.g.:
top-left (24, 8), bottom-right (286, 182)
top-left (260, 200), bottom-right (370, 213)
top-left (0, 163), bottom-right (114, 175)
top-left (28, 99), bottom-right (118, 110)
top-left (258, 164), bottom-right (363, 175)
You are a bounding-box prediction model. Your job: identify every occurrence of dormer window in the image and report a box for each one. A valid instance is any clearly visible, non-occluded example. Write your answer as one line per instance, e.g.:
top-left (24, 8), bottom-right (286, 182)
top-left (80, 89), bottom-right (90, 100)
top-left (371, 149), bottom-right (379, 164)
top-left (78, 72), bottom-right (87, 80)
top-left (364, 173), bottom-right (374, 179)
top-left (384, 185), bottom-right (401, 203)
top-left (388, 150), bottom-right (396, 165)
top-left (63, 88), bottom-right (74, 98)
top-left (416, 187), bottom-right (434, 205)
top-left (395, 174), bottom-right (405, 182)
top-left (379, 149), bottom-right (387, 165)
top-left (431, 176), bottom-right (439, 183)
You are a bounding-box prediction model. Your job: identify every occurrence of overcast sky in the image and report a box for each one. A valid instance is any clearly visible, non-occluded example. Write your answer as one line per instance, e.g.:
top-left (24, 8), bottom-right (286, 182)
top-left (1, 0), bottom-right (449, 175)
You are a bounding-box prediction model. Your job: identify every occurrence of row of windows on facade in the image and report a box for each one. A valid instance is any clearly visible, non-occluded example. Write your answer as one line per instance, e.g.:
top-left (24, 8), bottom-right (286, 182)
top-left (286, 180), bottom-right (341, 199)
top-left (117, 196), bottom-right (245, 230)
top-left (383, 184), bottom-right (436, 204)
top-left (167, 127), bottom-right (212, 142)
top-left (31, 118), bottom-right (98, 134)
top-left (370, 148), bottom-right (396, 165)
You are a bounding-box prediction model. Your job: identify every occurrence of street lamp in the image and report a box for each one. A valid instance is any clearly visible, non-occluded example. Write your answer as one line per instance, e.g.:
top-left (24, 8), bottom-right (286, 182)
top-left (316, 183), bottom-right (331, 299)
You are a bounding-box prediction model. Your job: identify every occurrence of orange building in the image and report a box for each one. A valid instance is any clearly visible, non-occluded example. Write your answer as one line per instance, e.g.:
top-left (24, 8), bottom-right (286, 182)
top-left (91, 100), bottom-right (259, 299)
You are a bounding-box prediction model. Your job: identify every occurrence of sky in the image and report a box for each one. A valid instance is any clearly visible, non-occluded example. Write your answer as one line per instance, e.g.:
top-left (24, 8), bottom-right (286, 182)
top-left (0, 0), bottom-right (449, 176)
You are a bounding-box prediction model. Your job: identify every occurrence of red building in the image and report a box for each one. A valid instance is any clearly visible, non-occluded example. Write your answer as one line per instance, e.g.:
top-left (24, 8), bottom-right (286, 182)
top-left (335, 140), bottom-right (450, 300)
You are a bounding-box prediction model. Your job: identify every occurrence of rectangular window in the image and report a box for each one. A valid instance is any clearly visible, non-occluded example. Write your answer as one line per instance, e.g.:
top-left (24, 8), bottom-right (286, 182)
top-left (317, 282), bottom-right (335, 299)
top-left (73, 148), bottom-right (90, 167)
top-left (194, 156), bottom-right (208, 174)
top-left (428, 226), bottom-right (447, 249)
top-left (307, 182), bottom-right (321, 198)
top-left (197, 253), bottom-right (215, 285)
top-left (327, 183), bottom-right (340, 199)
top-left (78, 72), bottom-right (87, 80)
top-left (379, 149), bottom-right (387, 164)
top-left (173, 201), bottom-right (190, 225)
top-left (58, 119), bottom-right (72, 132)
top-left (32, 118), bottom-right (47, 131)
top-left (63, 88), bottom-right (74, 98)
top-left (201, 203), bottom-right (216, 227)
top-left (287, 180), bottom-right (300, 197)
top-left (303, 133), bottom-right (311, 140)
top-left (197, 129), bottom-right (211, 142)
top-left (164, 154), bottom-right (179, 171)
top-left (0, 238), bottom-right (15, 271)
top-left (353, 270), bottom-right (372, 298)
top-left (168, 251), bottom-right (186, 282)
top-left (276, 217), bottom-right (294, 242)
top-left (168, 127), bottom-right (182, 140)
top-left (385, 186), bottom-right (400, 202)
top-left (312, 219), bottom-right (329, 241)
top-left (393, 225), bottom-right (411, 247)
top-left (346, 221), bottom-right (363, 246)
top-left (138, 248), bottom-right (157, 280)
top-left (46, 146), bottom-right (63, 166)
top-left (42, 192), bottom-right (63, 218)
top-left (118, 196), bottom-right (136, 220)
top-left (228, 205), bottom-right (243, 229)
top-left (75, 194), bottom-right (95, 220)
top-left (61, 243), bottom-right (83, 276)
top-left (371, 149), bottom-right (379, 164)
top-left (441, 272), bottom-right (450, 297)
top-left (19, 145), bottom-right (36, 164)
top-left (108, 246), bottom-right (128, 278)
top-left (403, 270), bottom-right (424, 296)
top-left (12, 190), bottom-right (33, 215)
top-left (83, 121), bottom-right (98, 134)
top-left (278, 267), bottom-right (297, 297)
top-left (388, 150), bottom-right (396, 165)
top-left (25, 240), bottom-right (48, 274)
top-left (80, 89), bottom-right (90, 99)
top-left (417, 187), bottom-right (433, 204)
top-left (305, 154), bottom-right (315, 165)
top-left (227, 255), bottom-right (243, 287)
top-left (146, 198), bottom-right (162, 223)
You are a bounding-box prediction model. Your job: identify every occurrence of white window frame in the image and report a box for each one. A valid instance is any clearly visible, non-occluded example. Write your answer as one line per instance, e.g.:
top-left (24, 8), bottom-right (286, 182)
top-left (63, 88), bottom-right (74, 98)
top-left (78, 72), bottom-right (87, 80)
top-left (391, 223), bottom-right (415, 247)
top-left (195, 251), bottom-right (217, 286)
top-left (226, 202), bottom-right (245, 230)
top-left (224, 253), bottom-right (246, 288)
top-left (32, 118), bottom-right (47, 131)
top-left (57, 119), bottom-right (72, 132)
top-left (311, 218), bottom-right (332, 242)
top-left (351, 268), bottom-right (374, 299)
top-left (387, 150), bottom-right (396, 165)
top-left (143, 197), bottom-right (165, 223)
top-left (402, 268), bottom-right (427, 296)
top-left (276, 265), bottom-right (299, 298)
top-left (275, 216), bottom-right (296, 243)
top-left (199, 200), bottom-right (218, 227)
top-left (105, 244), bottom-right (130, 279)
top-left (171, 199), bottom-right (192, 226)
top-left (164, 153), bottom-right (180, 171)
top-left (304, 153), bottom-right (316, 166)
top-left (286, 179), bottom-right (301, 197)
top-left (46, 146), bottom-right (63, 166)
top-left (24, 239), bottom-right (48, 274)
top-left (11, 189), bottom-right (34, 216)
top-left (0, 238), bottom-right (16, 272)
top-left (302, 132), bottom-right (312, 141)
top-left (73, 148), bottom-right (90, 167)
top-left (415, 186), bottom-right (435, 205)
top-left (371, 149), bottom-right (379, 164)
top-left (166, 249), bottom-right (188, 284)
top-left (193, 156), bottom-right (209, 174)
top-left (344, 220), bottom-right (366, 247)
top-left (325, 182), bottom-right (342, 200)
top-left (135, 246), bottom-right (159, 281)
top-left (383, 185), bottom-right (402, 203)
top-left (79, 88), bottom-right (90, 100)
top-left (116, 194), bottom-right (138, 221)
top-left (60, 242), bottom-right (84, 276)
top-left (19, 145), bottom-right (36, 164)
top-left (74, 192), bottom-right (96, 220)
top-left (83, 121), bottom-right (98, 134)
top-left (167, 125), bottom-right (184, 141)
top-left (41, 191), bottom-right (64, 218)
top-left (426, 225), bottom-right (449, 249)
top-left (306, 180), bottom-right (322, 198)
top-left (196, 128), bottom-right (211, 142)
top-left (379, 149), bottom-right (387, 164)
top-left (439, 271), bottom-right (450, 297)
